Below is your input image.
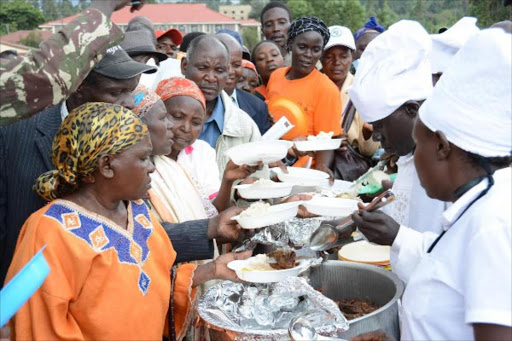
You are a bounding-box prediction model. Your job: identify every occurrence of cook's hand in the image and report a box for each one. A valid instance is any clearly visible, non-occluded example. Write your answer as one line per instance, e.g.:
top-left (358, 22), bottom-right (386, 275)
top-left (351, 203), bottom-right (399, 246)
top-left (213, 250), bottom-right (253, 282)
top-left (350, 329), bottom-right (394, 341)
top-left (207, 206), bottom-right (252, 243)
top-left (223, 160), bottom-right (260, 182)
top-left (283, 194), bottom-right (316, 218)
top-left (90, 0), bottom-right (145, 17)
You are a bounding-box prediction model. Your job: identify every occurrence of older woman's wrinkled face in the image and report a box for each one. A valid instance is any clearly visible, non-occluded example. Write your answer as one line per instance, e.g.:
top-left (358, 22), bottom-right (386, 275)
top-left (110, 134), bottom-right (155, 199)
top-left (321, 45), bottom-right (353, 85)
top-left (253, 42), bottom-right (285, 85)
top-left (165, 96), bottom-right (205, 154)
top-left (237, 68), bottom-right (260, 94)
top-left (142, 100), bottom-right (174, 156)
top-left (291, 31), bottom-right (324, 78)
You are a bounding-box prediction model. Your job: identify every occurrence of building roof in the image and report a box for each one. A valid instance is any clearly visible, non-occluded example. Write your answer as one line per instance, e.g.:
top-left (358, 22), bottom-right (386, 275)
top-left (0, 30), bottom-right (53, 44)
top-left (42, 3), bottom-right (249, 26)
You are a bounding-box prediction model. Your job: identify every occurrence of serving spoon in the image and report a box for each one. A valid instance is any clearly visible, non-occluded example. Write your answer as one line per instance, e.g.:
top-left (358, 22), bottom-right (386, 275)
top-left (309, 191), bottom-right (395, 251)
top-left (288, 316), bottom-right (347, 341)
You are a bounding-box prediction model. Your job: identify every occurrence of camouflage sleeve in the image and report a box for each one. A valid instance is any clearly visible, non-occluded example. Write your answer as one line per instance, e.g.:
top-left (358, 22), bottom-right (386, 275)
top-left (0, 8), bottom-right (123, 126)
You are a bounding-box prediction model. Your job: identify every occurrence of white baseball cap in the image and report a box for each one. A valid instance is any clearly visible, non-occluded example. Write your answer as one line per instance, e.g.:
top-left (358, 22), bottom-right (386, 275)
top-left (324, 26), bottom-right (356, 51)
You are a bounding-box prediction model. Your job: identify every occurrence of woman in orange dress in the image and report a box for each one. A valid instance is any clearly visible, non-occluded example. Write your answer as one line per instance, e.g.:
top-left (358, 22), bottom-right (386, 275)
top-left (266, 17), bottom-right (342, 173)
top-left (4, 102), bottom-right (250, 341)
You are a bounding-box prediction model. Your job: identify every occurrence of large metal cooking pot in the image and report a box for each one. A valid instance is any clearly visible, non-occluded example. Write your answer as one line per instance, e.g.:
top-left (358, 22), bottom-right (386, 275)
top-left (309, 260), bottom-right (404, 340)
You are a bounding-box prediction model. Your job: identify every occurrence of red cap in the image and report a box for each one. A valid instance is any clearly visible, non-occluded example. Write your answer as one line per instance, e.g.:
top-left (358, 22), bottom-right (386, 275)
top-left (155, 28), bottom-right (183, 45)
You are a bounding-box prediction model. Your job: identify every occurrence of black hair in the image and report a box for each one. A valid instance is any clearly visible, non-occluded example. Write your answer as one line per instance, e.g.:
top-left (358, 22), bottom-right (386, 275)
top-left (260, 1), bottom-right (292, 24)
top-left (250, 40), bottom-right (284, 64)
top-left (82, 70), bottom-right (102, 87)
top-left (465, 152), bottom-right (512, 171)
top-left (180, 32), bottom-right (206, 52)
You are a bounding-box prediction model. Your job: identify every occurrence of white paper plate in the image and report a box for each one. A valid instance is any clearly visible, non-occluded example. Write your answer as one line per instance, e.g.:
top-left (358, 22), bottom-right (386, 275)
top-left (294, 138), bottom-right (343, 152)
top-left (338, 240), bottom-right (390, 264)
top-left (228, 258), bottom-right (307, 283)
top-left (225, 140), bottom-right (293, 166)
top-left (234, 182), bottom-right (294, 199)
top-left (302, 197), bottom-right (359, 217)
top-left (272, 167), bottom-right (329, 186)
top-left (231, 201), bottom-right (301, 229)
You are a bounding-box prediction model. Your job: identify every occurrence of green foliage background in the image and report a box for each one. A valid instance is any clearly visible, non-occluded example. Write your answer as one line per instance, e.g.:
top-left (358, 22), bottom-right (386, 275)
top-left (0, 0), bottom-right (509, 40)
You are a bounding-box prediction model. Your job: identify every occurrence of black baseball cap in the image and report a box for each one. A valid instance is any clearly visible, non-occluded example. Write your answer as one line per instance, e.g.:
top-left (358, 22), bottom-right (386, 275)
top-left (94, 45), bottom-right (157, 79)
top-left (121, 30), bottom-right (168, 63)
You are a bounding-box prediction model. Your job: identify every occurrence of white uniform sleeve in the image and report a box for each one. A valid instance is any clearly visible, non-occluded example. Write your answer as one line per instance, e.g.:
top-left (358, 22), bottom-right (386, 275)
top-left (464, 216), bottom-right (512, 327)
top-left (199, 142), bottom-right (221, 198)
top-left (390, 225), bottom-right (439, 284)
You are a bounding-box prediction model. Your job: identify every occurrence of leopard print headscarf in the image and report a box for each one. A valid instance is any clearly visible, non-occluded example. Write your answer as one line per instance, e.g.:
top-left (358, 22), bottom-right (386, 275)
top-left (34, 102), bottom-right (148, 201)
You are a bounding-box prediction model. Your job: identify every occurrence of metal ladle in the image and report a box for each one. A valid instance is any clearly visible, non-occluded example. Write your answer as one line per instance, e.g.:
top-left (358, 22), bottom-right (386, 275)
top-left (288, 316), bottom-right (347, 341)
top-left (309, 191), bottom-right (395, 251)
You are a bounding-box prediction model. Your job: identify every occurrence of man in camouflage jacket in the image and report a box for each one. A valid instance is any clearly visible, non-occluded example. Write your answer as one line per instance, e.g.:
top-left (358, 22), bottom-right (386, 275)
top-left (0, 0), bottom-right (145, 125)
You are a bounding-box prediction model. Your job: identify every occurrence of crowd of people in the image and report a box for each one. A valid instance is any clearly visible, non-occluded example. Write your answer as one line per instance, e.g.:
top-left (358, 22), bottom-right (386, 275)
top-left (0, 0), bottom-right (510, 340)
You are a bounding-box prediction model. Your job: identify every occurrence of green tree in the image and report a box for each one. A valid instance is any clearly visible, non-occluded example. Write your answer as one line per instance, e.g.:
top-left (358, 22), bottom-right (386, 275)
top-left (41, 0), bottom-right (60, 21)
top-left (61, 0), bottom-right (76, 17)
top-left (0, 1), bottom-right (46, 35)
top-left (286, 0), bottom-right (313, 19)
top-left (19, 31), bottom-right (44, 48)
top-left (376, 0), bottom-right (398, 28)
top-left (241, 26), bottom-right (260, 50)
top-left (469, 0), bottom-right (509, 27)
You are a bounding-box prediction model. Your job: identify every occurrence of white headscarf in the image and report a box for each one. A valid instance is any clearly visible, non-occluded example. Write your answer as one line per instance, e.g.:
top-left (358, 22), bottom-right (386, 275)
top-left (348, 20), bottom-right (433, 123)
top-left (419, 28), bottom-right (512, 158)
top-left (430, 17), bottom-right (480, 74)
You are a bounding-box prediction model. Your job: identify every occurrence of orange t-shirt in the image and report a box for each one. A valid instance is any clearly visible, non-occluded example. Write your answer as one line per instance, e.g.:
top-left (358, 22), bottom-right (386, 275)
top-left (266, 67), bottom-right (342, 166)
top-left (255, 84), bottom-right (268, 99)
top-left (5, 199), bottom-right (196, 341)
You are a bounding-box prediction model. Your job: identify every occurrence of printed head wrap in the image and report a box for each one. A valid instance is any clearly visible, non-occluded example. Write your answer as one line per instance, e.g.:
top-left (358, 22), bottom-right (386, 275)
top-left (34, 102), bottom-right (148, 201)
top-left (133, 84), bottom-right (161, 118)
top-left (287, 16), bottom-right (330, 50)
top-left (242, 59), bottom-right (258, 76)
top-left (354, 16), bottom-right (386, 41)
top-left (156, 77), bottom-right (206, 111)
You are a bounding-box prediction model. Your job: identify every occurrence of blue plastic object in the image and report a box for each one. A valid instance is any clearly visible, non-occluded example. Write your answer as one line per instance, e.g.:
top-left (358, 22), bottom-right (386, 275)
top-left (0, 246), bottom-right (50, 327)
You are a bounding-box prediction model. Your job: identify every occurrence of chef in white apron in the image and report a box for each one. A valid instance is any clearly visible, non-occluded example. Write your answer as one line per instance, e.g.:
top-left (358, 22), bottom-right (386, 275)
top-left (353, 28), bottom-right (512, 340)
top-left (348, 20), bottom-right (448, 284)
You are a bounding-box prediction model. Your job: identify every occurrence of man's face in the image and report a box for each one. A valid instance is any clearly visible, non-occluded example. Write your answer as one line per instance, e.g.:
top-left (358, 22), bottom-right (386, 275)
top-left (77, 73), bottom-right (139, 110)
top-left (217, 34), bottom-right (243, 96)
top-left (262, 7), bottom-right (291, 50)
top-left (156, 36), bottom-right (179, 59)
top-left (354, 32), bottom-right (379, 61)
top-left (182, 40), bottom-right (229, 102)
top-left (371, 104), bottom-right (417, 156)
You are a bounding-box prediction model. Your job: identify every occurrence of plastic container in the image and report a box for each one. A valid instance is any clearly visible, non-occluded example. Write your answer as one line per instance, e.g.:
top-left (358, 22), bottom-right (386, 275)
top-left (302, 197), bottom-right (359, 217)
top-left (231, 201), bottom-right (301, 229)
top-left (294, 138), bottom-right (343, 152)
top-left (225, 140), bottom-right (293, 166)
top-left (272, 167), bottom-right (329, 187)
top-left (234, 181), bottom-right (294, 199)
top-left (1, 246), bottom-right (50, 327)
top-left (338, 241), bottom-right (390, 265)
top-left (227, 258), bottom-right (307, 283)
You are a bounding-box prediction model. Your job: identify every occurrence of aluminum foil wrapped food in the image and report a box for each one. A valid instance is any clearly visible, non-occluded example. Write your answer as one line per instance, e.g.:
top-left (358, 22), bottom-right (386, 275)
top-left (197, 276), bottom-right (349, 340)
top-left (236, 217), bottom-right (334, 251)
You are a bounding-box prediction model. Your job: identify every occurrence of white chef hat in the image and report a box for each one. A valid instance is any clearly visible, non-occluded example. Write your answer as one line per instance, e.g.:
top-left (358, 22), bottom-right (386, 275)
top-left (430, 17), bottom-right (480, 74)
top-left (348, 20), bottom-right (433, 123)
top-left (419, 28), bottom-right (512, 157)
